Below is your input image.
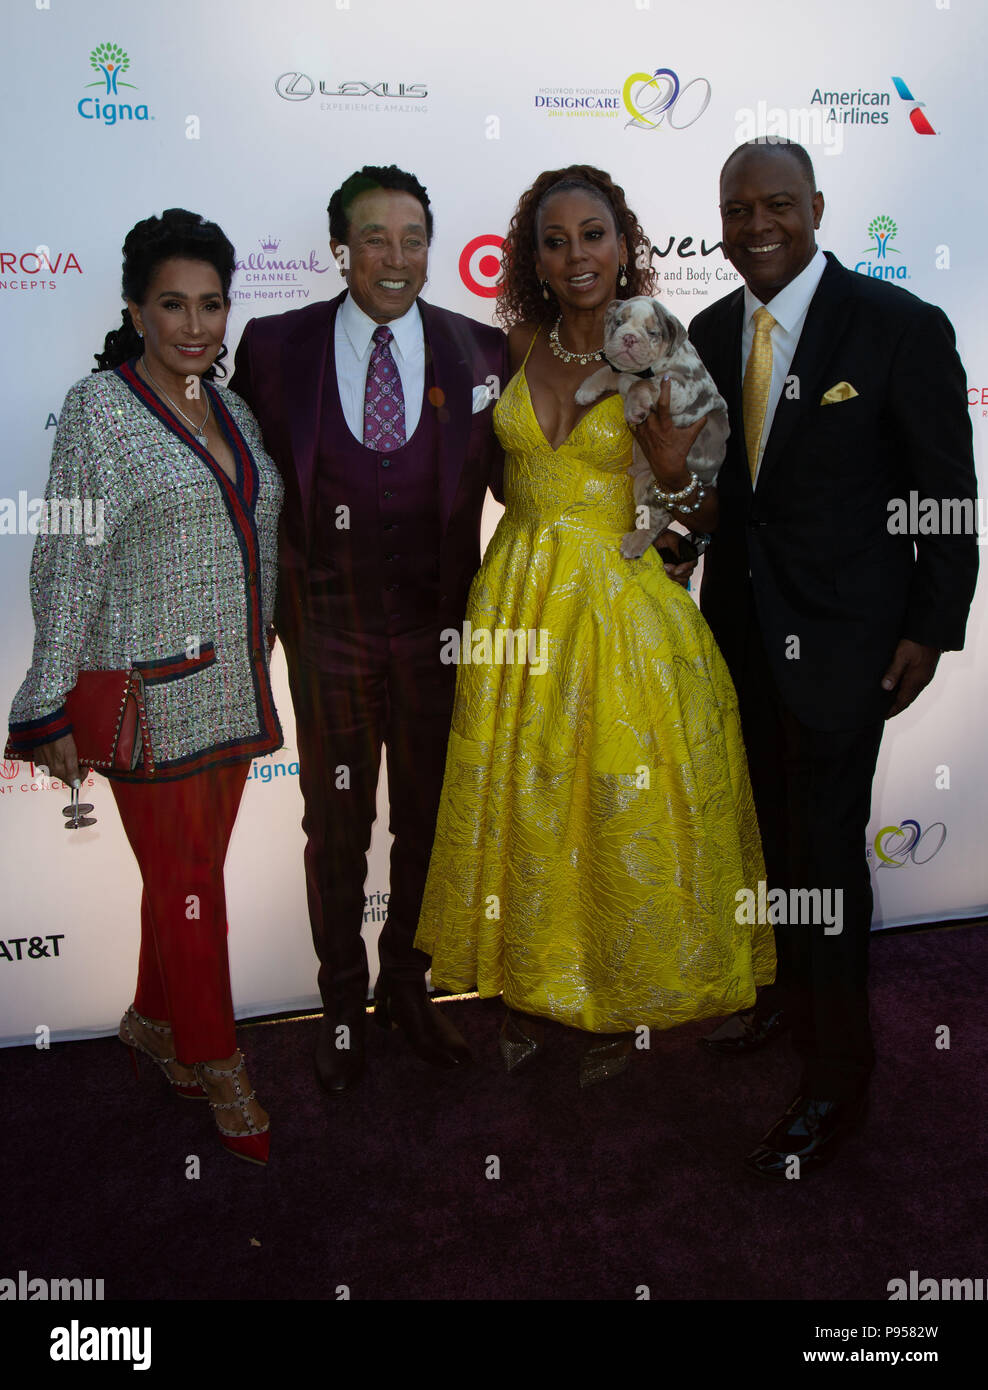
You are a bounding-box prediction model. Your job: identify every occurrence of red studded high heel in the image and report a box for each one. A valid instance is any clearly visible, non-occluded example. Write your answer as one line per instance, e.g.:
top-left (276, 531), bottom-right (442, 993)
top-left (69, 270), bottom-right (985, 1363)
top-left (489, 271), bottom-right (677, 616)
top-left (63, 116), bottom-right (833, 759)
top-left (118, 1004), bottom-right (206, 1100)
top-left (195, 1051), bottom-right (270, 1167)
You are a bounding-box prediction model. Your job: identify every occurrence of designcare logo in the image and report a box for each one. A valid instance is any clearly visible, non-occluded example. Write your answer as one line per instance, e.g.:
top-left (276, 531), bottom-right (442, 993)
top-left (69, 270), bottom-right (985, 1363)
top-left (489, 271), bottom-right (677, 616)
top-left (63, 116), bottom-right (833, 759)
top-left (623, 66), bottom-right (711, 132)
top-left (854, 213), bottom-right (909, 282)
top-left (533, 86), bottom-right (621, 120)
top-left (870, 820), bottom-right (946, 870)
top-left (459, 235), bottom-right (504, 298)
top-left (78, 42), bottom-right (151, 125)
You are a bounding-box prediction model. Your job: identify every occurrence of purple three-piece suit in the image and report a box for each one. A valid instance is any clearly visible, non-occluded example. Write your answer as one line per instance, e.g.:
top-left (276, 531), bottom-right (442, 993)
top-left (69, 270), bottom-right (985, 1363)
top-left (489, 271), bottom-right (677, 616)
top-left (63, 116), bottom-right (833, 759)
top-left (232, 290), bottom-right (507, 1010)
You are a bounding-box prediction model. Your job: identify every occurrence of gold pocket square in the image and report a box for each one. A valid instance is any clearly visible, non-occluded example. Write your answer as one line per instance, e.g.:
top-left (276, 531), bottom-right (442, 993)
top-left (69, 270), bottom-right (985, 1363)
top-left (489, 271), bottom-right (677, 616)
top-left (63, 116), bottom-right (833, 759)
top-left (821, 381), bottom-right (859, 405)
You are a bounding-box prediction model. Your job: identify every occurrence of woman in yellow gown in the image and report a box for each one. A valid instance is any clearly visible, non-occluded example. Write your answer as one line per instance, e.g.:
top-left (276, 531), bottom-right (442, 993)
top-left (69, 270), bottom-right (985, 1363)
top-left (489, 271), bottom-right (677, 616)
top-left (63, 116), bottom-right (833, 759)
top-left (415, 166), bottom-right (774, 1081)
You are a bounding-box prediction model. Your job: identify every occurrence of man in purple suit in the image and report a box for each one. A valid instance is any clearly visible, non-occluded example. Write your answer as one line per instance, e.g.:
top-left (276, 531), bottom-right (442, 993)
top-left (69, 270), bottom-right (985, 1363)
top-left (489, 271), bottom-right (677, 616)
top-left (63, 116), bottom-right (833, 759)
top-left (232, 165), bottom-right (507, 1092)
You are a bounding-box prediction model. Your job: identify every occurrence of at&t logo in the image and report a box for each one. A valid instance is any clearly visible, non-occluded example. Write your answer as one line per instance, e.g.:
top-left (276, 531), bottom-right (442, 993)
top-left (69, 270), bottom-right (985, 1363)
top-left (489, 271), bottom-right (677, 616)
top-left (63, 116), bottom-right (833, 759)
top-left (622, 68), bottom-right (711, 132)
top-left (78, 42), bottom-right (151, 125)
top-left (871, 819), bottom-right (946, 869)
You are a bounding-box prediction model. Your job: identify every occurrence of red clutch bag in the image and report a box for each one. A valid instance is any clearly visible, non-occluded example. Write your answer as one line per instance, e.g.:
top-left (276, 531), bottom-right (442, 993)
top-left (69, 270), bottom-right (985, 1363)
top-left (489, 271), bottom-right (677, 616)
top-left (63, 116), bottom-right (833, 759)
top-left (64, 669), bottom-right (151, 773)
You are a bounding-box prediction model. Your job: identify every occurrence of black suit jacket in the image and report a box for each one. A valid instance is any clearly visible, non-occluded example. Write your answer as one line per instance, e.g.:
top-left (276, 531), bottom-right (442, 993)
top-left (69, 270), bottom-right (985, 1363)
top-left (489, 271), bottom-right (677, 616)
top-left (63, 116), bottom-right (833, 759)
top-left (230, 291), bottom-right (507, 648)
top-left (689, 253), bottom-right (978, 731)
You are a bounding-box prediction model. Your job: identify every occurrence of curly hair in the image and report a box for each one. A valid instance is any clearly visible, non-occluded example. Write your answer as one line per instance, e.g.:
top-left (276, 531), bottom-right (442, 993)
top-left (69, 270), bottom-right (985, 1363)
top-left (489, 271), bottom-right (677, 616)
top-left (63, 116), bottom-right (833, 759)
top-left (495, 165), bottom-right (656, 330)
top-left (93, 208), bottom-right (236, 377)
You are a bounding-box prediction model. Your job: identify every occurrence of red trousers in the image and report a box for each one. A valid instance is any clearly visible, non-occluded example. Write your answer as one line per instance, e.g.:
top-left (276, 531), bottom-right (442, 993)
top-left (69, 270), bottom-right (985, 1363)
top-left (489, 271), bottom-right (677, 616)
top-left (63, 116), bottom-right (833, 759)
top-left (110, 762), bottom-right (250, 1064)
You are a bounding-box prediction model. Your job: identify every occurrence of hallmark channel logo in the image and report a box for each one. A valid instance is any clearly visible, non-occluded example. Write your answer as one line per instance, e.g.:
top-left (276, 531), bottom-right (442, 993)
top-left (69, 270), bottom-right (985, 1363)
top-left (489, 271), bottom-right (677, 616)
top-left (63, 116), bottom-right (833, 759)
top-left (623, 67), bottom-right (711, 132)
top-left (854, 214), bottom-right (909, 282)
top-left (274, 72), bottom-right (427, 114)
top-left (231, 235), bottom-right (334, 305)
top-left (78, 42), bottom-right (151, 126)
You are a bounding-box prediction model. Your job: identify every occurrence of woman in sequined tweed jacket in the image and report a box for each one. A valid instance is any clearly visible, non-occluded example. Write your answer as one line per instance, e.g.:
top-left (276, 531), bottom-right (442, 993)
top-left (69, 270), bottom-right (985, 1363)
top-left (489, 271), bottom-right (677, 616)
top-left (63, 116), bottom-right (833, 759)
top-left (6, 210), bottom-right (283, 1167)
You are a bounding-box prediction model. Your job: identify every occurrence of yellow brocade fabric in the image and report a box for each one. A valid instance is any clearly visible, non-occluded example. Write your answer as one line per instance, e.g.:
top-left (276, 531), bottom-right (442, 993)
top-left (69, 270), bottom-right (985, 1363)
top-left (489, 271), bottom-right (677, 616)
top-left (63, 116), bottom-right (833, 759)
top-left (414, 359), bottom-right (774, 1032)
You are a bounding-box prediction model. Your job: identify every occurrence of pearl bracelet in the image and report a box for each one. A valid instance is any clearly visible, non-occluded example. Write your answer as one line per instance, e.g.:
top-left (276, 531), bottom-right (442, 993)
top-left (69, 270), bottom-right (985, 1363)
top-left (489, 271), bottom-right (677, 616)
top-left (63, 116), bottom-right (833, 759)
top-left (672, 481), bottom-right (706, 514)
top-left (648, 471), bottom-right (703, 510)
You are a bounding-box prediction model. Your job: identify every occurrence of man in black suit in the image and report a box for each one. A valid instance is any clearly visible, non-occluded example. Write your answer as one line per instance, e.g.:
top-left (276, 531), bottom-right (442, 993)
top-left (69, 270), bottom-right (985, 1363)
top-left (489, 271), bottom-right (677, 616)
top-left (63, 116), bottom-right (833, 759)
top-left (689, 138), bottom-right (977, 1178)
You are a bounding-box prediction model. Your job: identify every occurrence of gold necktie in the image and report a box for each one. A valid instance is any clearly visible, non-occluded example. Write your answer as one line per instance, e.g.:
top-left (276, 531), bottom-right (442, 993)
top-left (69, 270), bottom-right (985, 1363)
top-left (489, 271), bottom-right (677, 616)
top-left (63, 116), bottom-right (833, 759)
top-left (742, 306), bottom-right (777, 483)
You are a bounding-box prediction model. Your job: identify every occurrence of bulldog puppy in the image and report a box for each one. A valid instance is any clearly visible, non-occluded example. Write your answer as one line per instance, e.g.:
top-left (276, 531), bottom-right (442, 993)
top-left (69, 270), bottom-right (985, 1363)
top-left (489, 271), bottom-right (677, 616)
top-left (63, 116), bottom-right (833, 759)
top-left (575, 297), bottom-right (729, 558)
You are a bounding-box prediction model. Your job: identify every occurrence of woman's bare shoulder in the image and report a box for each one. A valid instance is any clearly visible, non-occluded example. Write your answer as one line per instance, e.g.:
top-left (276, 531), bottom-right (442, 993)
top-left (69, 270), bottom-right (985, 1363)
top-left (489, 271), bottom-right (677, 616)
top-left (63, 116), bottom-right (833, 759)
top-left (506, 321), bottom-right (541, 374)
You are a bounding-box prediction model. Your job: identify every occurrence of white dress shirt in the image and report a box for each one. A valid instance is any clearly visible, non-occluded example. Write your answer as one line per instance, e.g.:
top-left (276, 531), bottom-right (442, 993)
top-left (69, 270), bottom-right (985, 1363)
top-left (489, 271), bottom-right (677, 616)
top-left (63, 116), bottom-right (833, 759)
top-left (334, 292), bottom-right (425, 443)
top-left (741, 246), bottom-right (827, 484)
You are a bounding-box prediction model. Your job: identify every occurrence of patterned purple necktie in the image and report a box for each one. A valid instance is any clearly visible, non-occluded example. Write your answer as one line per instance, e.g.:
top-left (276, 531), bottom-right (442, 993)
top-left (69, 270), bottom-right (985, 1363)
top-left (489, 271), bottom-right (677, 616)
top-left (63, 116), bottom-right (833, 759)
top-left (363, 325), bottom-right (406, 451)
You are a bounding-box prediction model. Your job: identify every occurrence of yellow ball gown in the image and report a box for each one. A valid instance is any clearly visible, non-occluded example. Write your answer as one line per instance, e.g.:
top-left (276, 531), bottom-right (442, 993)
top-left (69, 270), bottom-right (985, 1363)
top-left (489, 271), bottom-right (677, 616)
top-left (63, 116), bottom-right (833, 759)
top-left (414, 346), bottom-right (774, 1032)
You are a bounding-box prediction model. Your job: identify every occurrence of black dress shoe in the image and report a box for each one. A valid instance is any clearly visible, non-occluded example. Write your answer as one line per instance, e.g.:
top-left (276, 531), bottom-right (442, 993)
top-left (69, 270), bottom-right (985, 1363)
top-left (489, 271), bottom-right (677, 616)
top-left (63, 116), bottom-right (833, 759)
top-left (314, 1005), bottom-right (367, 1093)
top-left (699, 1006), bottom-right (787, 1055)
top-left (744, 1092), bottom-right (868, 1181)
top-left (373, 977), bottom-right (472, 1069)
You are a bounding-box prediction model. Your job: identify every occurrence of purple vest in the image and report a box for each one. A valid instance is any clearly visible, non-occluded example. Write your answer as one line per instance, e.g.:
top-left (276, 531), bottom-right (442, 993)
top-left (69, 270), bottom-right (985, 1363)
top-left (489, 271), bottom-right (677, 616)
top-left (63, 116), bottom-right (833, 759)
top-left (309, 359), bottom-right (442, 635)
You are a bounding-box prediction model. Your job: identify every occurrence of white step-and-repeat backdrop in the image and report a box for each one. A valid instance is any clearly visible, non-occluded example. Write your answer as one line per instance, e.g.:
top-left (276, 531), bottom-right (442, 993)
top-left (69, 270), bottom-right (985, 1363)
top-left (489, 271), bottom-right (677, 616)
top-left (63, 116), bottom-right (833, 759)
top-left (1, 0), bottom-right (985, 1045)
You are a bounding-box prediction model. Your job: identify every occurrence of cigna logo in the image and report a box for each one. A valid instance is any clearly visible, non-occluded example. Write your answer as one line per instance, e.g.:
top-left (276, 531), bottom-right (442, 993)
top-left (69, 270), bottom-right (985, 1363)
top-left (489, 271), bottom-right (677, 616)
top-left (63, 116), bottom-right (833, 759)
top-left (871, 819), bottom-right (946, 869)
top-left (78, 42), bottom-right (151, 125)
top-left (891, 76), bottom-right (936, 135)
top-left (855, 214), bottom-right (909, 282)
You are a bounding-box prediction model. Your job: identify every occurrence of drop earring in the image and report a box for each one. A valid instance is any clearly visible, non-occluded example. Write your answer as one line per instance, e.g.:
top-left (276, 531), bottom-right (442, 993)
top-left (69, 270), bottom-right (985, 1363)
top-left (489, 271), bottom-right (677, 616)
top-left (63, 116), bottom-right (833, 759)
top-left (618, 264), bottom-right (628, 288)
top-left (541, 279), bottom-right (550, 301)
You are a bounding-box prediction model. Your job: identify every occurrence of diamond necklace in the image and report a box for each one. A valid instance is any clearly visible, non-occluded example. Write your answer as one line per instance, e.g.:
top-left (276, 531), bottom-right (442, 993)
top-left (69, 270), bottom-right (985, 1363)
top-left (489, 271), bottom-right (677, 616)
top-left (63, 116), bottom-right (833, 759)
top-left (140, 357), bottom-right (211, 445)
top-left (548, 316), bottom-right (604, 367)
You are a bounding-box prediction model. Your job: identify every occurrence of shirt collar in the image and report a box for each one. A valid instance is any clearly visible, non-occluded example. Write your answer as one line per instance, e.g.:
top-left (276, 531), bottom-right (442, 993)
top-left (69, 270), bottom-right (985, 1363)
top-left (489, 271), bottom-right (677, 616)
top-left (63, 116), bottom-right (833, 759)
top-left (743, 246), bottom-right (828, 334)
top-left (339, 291), bottom-right (422, 361)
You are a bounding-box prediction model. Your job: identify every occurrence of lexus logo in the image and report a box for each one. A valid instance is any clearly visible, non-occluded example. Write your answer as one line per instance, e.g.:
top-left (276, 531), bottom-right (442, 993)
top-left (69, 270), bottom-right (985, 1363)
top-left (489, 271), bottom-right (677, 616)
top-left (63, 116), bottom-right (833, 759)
top-left (276, 72), bottom-right (314, 101)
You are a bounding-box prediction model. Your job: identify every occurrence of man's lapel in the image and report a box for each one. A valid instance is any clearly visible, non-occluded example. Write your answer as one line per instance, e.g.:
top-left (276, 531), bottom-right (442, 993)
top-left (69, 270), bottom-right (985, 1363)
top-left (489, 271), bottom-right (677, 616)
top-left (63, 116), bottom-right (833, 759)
top-left (756, 254), bottom-right (855, 489)
top-left (694, 288), bottom-right (748, 490)
top-left (285, 292), bottom-right (343, 550)
top-left (419, 298), bottom-right (473, 536)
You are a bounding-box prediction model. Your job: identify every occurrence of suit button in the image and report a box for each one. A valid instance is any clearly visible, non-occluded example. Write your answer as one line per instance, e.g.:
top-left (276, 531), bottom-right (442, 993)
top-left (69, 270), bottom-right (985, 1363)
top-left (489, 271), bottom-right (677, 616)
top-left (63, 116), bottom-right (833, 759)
top-left (381, 459), bottom-right (391, 468)
top-left (383, 490), bottom-right (393, 499)
top-left (251, 647), bottom-right (262, 660)
top-left (386, 583), bottom-right (399, 592)
top-left (385, 553), bottom-right (399, 562)
top-left (247, 570), bottom-right (257, 584)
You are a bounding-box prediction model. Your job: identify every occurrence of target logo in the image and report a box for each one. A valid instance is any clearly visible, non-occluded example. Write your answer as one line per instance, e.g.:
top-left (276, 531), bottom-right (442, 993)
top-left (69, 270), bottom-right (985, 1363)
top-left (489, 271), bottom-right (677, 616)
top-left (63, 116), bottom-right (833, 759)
top-left (459, 235), bottom-right (504, 297)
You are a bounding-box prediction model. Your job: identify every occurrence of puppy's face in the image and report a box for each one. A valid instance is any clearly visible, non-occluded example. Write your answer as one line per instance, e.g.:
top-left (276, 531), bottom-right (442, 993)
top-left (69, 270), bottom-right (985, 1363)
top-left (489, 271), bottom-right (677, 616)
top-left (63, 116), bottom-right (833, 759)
top-left (602, 297), bottom-right (686, 372)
